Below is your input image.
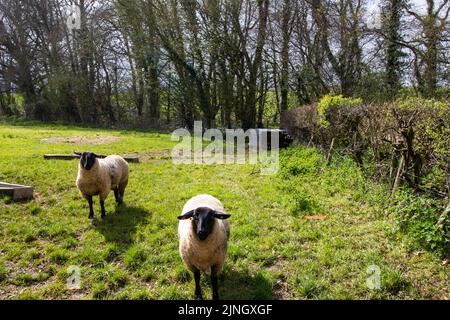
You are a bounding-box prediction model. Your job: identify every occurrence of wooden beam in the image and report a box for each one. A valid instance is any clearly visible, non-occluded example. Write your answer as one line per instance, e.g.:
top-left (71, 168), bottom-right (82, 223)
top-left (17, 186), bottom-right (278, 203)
top-left (304, 215), bottom-right (327, 220)
top-left (0, 182), bottom-right (34, 201)
top-left (44, 154), bottom-right (79, 160)
top-left (44, 154), bottom-right (140, 163)
top-left (391, 155), bottom-right (405, 198)
top-left (326, 138), bottom-right (335, 165)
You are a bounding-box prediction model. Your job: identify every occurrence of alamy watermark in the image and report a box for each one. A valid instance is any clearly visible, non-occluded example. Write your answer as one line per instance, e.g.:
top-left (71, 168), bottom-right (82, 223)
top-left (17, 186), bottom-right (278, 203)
top-left (66, 4), bottom-right (81, 31)
top-left (67, 265), bottom-right (81, 290)
top-left (366, 264), bottom-right (381, 290)
top-left (171, 121), bottom-right (280, 175)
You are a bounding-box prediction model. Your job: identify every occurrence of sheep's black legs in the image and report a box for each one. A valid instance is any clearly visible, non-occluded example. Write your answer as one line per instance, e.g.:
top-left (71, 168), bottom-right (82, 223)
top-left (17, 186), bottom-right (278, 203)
top-left (194, 270), bottom-right (203, 300)
top-left (86, 195), bottom-right (94, 219)
top-left (211, 266), bottom-right (219, 300)
top-left (113, 187), bottom-right (121, 204)
top-left (118, 183), bottom-right (127, 204)
top-left (100, 200), bottom-right (106, 218)
top-left (114, 187), bottom-right (125, 205)
top-left (119, 190), bottom-right (125, 204)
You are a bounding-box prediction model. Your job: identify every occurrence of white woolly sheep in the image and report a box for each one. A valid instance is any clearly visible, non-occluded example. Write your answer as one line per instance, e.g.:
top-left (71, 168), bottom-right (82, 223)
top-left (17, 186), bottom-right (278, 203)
top-left (177, 194), bottom-right (231, 300)
top-left (74, 151), bottom-right (129, 219)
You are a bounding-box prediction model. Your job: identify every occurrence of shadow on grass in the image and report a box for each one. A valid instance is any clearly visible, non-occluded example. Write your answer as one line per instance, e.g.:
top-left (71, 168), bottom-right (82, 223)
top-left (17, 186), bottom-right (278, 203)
top-left (94, 203), bottom-right (150, 250)
top-left (220, 268), bottom-right (276, 300)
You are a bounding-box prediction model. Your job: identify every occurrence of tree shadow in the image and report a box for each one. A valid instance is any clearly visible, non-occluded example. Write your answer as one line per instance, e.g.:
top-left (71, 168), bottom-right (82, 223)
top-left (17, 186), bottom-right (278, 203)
top-left (219, 267), bottom-right (277, 300)
top-left (94, 203), bottom-right (150, 250)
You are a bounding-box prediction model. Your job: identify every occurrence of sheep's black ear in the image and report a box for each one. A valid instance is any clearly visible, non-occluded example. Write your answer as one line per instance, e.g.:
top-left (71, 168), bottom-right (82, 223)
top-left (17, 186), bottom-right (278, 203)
top-left (73, 151), bottom-right (82, 157)
top-left (92, 153), bottom-right (101, 158)
top-left (177, 210), bottom-right (195, 220)
top-left (214, 212), bottom-right (231, 220)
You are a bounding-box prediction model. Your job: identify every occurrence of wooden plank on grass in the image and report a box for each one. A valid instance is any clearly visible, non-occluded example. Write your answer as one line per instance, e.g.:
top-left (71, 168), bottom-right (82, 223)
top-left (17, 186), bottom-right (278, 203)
top-left (44, 154), bottom-right (140, 163)
top-left (304, 215), bottom-right (327, 220)
top-left (122, 156), bottom-right (140, 163)
top-left (0, 182), bottom-right (34, 201)
top-left (44, 154), bottom-right (79, 160)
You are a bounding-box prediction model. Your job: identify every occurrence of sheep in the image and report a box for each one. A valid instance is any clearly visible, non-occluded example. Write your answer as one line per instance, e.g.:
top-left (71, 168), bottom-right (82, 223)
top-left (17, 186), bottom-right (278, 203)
top-left (74, 151), bottom-right (129, 219)
top-left (177, 194), bottom-right (231, 300)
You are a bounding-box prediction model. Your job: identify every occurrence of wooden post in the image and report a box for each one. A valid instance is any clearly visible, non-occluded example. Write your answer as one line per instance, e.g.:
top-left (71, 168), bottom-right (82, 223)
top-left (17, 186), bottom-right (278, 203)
top-left (307, 135), bottom-right (314, 148)
top-left (389, 153), bottom-right (396, 181)
top-left (44, 154), bottom-right (80, 160)
top-left (326, 138), bottom-right (335, 165)
top-left (391, 155), bottom-right (405, 198)
top-left (0, 182), bottom-right (34, 201)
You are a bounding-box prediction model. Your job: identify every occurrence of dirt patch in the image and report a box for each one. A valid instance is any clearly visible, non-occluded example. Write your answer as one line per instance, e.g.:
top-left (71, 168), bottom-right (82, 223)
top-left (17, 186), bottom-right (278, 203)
top-left (141, 150), bottom-right (172, 158)
top-left (125, 150), bottom-right (171, 164)
top-left (0, 259), bottom-right (53, 299)
top-left (41, 136), bottom-right (120, 146)
top-left (265, 259), bottom-right (293, 300)
top-left (139, 150), bottom-right (219, 163)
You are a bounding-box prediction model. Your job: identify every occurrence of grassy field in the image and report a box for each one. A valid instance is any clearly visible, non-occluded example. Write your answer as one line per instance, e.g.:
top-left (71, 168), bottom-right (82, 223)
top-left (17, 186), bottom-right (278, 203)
top-left (0, 119), bottom-right (448, 300)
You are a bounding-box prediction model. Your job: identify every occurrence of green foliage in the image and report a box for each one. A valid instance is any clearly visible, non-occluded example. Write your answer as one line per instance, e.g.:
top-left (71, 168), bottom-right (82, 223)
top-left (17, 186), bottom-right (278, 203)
top-left (0, 259), bottom-right (7, 282)
top-left (48, 248), bottom-right (71, 264)
top-left (294, 273), bottom-right (326, 298)
top-left (390, 189), bottom-right (449, 257)
top-left (394, 96), bottom-right (447, 112)
top-left (91, 283), bottom-right (109, 299)
top-left (0, 93), bottom-right (25, 116)
top-left (0, 119), bottom-right (448, 299)
top-left (287, 95), bottom-right (448, 196)
top-left (318, 94), bottom-right (362, 128)
top-left (91, 266), bottom-right (129, 299)
top-left (396, 87), bottom-right (421, 99)
top-left (14, 290), bottom-right (41, 300)
top-left (124, 245), bottom-right (147, 270)
top-left (294, 65), bottom-right (322, 105)
top-left (279, 147), bottom-right (322, 178)
top-left (278, 147), bottom-right (324, 215)
top-left (13, 272), bottom-right (50, 286)
top-left (391, 97), bottom-right (449, 193)
top-left (287, 190), bottom-right (316, 216)
top-left (95, 266), bottom-right (129, 290)
top-left (260, 90), bottom-right (298, 127)
top-left (381, 265), bottom-right (410, 295)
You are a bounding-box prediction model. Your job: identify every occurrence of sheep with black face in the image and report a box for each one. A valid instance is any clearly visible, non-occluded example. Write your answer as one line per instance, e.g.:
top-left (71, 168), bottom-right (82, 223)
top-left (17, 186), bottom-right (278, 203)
top-left (177, 194), bottom-right (231, 300)
top-left (74, 151), bottom-right (129, 219)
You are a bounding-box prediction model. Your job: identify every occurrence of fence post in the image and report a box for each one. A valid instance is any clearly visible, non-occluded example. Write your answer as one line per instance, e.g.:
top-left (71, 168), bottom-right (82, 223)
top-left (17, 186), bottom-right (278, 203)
top-left (326, 138), bottom-right (335, 165)
top-left (391, 154), bottom-right (405, 197)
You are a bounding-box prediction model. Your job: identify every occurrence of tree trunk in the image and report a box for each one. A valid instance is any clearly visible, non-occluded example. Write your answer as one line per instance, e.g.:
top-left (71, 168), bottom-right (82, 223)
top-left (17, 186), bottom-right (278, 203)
top-left (280, 0), bottom-right (291, 114)
top-left (242, 0), bottom-right (269, 130)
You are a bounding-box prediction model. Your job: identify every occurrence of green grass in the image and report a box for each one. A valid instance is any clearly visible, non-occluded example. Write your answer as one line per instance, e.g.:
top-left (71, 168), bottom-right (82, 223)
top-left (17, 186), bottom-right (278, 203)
top-left (0, 259), bottom-right (7, 282)
top-left (0, 118), bottom-right (448, 300)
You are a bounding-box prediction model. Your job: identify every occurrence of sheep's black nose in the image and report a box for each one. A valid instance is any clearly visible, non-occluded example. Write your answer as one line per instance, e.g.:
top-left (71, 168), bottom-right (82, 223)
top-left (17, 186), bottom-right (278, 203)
top-left (198, 231), bottom-right (207, 240)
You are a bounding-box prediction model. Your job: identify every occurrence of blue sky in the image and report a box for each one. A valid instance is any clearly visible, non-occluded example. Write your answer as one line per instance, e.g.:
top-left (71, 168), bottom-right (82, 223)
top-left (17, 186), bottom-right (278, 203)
top-left (367, 0), bottom-right (443, 14)
top-left (365, 0), bottom-right (447, 28)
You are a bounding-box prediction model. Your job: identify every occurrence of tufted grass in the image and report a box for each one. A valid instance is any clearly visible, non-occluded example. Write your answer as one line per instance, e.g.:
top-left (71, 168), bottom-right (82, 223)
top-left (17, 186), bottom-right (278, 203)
top-left (0, 118), bottom-right (448, 300)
